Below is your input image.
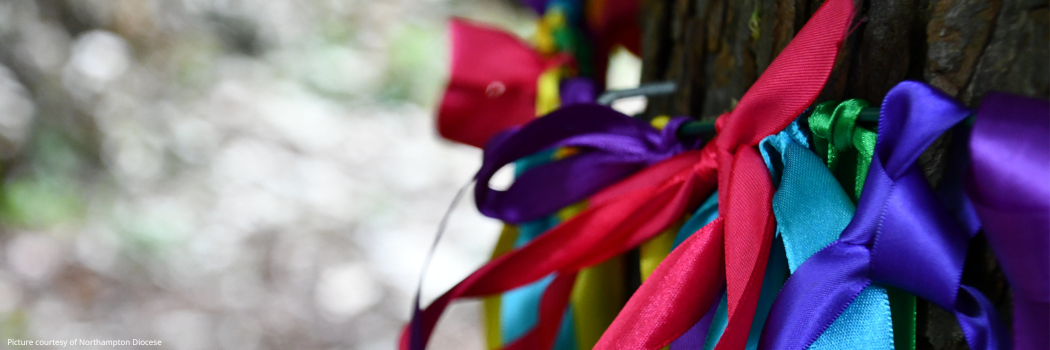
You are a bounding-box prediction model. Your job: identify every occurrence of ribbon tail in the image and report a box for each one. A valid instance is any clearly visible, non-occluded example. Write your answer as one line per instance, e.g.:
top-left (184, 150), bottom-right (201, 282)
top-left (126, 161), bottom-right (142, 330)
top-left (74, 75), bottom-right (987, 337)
top-left (714, 148), bottom-right (776, 350)
top-left (713, 0), bottom-right (854, 148)
top-left (404, 152), bottom-right (713, 349)
top-left (759, 243), bottom-right (872, 350)
top-left (401, 291), bottom-right (455, 350)
top-left (954, 285), bottom-right (1010, 350)
top-left (475, 104), bottom-right (662, 222)
top-left (671, 291), bottom-right (724, 350)
top-left (504, 273), bottom-right (579, 350)
top-left (595, 218), bottom-right (727, 350)
top-left (969, 92), bottom-right (1050, 350)
top-left (495, 153), bottom-right (644, 223)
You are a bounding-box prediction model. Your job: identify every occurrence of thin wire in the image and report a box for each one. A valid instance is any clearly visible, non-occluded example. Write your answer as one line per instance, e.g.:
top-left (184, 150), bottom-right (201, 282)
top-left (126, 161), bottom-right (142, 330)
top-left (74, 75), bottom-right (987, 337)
top-left (414, 178), bottom-right (476, 307)
top-left (597, 81), bottom-right (678, 105)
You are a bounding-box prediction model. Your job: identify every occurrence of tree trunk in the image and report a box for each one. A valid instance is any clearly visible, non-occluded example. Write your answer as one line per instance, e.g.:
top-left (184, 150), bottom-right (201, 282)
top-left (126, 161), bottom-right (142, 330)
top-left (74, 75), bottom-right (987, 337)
top-left (639, 0), bottom-right (1048, 348)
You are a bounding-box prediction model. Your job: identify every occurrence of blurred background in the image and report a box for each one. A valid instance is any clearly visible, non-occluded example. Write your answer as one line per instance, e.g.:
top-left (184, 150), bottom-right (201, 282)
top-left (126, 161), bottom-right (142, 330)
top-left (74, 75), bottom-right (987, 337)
top-left (0, 0), bottom-right (640, 349)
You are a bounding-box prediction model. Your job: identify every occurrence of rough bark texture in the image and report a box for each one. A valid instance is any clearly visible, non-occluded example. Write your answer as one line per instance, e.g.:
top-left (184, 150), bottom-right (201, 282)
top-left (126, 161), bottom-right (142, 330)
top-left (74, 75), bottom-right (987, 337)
top-left (640, 0), bottom-right (1048, 348)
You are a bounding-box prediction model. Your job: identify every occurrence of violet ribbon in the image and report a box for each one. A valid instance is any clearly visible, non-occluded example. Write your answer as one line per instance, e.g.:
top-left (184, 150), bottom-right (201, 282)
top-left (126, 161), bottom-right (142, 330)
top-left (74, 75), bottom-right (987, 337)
top-left (759, 81), bottom-right (1008, 350)
top-left (475, 104), bottom-right (698, 224)
top-left (968, 93), bottom-right (1050, 350)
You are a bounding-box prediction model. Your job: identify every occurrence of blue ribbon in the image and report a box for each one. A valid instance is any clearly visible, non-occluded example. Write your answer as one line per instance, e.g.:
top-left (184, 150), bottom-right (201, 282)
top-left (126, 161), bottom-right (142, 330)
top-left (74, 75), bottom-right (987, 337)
top-left (759, 122), bottom-right (894, 349)
top-left (759, 81), bottom-right (1008, 350)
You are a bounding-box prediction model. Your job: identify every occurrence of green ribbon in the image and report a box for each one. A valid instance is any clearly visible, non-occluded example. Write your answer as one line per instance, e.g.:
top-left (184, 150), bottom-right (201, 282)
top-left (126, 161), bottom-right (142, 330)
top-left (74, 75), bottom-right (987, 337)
top-left (808, 101), bottom-right (916, 350)
top-left (808, 99), bottom-right (878, 202)
top-left (760, 122), bottom-right (894, 349)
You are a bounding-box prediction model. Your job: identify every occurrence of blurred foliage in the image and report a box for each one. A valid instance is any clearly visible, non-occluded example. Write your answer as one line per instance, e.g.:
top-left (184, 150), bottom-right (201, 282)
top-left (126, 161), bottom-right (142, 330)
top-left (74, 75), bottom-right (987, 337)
top-left (0, 0), bottom-right (530, 349)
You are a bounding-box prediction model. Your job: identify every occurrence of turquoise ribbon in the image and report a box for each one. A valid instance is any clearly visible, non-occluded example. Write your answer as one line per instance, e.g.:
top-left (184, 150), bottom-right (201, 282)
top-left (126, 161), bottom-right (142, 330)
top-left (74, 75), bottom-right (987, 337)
top-left (758, 123), bottom-right (894, 349)
top-left (500, 149), bottom-right (578, 349)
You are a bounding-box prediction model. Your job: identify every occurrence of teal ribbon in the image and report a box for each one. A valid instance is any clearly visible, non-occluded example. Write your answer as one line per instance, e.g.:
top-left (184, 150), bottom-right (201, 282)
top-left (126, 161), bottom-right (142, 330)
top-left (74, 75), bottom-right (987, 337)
top-left (758, 123), bottom-right (894, 349)
top-left (501, 149), bottom-right (578, 349)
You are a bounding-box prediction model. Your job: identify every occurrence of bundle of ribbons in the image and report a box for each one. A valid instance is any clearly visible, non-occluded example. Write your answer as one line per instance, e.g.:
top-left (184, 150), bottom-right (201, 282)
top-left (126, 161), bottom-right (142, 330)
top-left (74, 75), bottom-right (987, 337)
top-left (405, 0), bottom-right (1049, 349)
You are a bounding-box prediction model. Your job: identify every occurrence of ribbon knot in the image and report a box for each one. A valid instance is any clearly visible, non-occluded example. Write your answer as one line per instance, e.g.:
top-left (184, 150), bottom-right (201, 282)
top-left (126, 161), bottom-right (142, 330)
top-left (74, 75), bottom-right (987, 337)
top-left (759, 81), bottom-right (1007, 350)
top-left (808, 99), bottom-right (878, 202)
top-left (475, 104), bottom-right (698, 224)
top-left (595, 0), bottom-right (854, 348)
top-left (403, 0), bottom-right (854, 348)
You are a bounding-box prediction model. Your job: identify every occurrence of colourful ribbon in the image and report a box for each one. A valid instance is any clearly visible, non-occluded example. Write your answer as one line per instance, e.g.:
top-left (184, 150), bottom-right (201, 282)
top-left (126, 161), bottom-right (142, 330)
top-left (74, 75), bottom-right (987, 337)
top-left (404, 0), bottom-right (852, 347)
top-left (437, 19), bottom-right (571, 148)
top-left (478, 2), bottom-right (615, 345)
top-left (808, 99), bottom-right (878, 202)
top-left (968, 93), bottom-right (1050, 350)
top-left (758, 81), bottom-right (1007, 350)
top-left (809, 102), bottom-right (916, 350)
top-left (475, 104), bottom-right (697, 224)
top-left (486, 75), bottom-right (601, 350)
top-left (594, 0), bottom-right (854, 348)
top-left (759, 122), bottom-right (895, 349)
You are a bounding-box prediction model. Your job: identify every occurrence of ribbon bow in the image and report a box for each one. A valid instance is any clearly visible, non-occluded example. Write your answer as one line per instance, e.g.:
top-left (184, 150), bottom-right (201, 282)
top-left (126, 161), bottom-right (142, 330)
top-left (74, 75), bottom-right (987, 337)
top-left (402, 0), bottom-right (852, 348)
top-left (437, 19), bottom-right (571, 148)
top-left (968, 93), bottom-right (1050, 350)
top-left (809, 102), bottom-right (919, 349)
top-left (475, 104), bottom-right (695, 224)
top-left (591, 0), bottom-right (853, 348)
top-left (759, 81), bottom-right (1008, 350)
top-left (760, 124), bottom-right (894, 349)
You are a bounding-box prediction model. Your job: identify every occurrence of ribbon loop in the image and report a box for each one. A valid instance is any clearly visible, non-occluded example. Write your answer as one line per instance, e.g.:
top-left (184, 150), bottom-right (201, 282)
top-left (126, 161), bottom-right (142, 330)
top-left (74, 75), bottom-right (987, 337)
top-left (968, 92), bottom-right (1050, 350)
top-left (808, 99), bottom-right (877, 202)
top-left (868, 160), bottom-right (968, 303)
top-left (594, 0), bottom-right (856, 348)
top-left (760, 81), bottom-right (1007, 350)
top-left (475, 104), bottom-right (695, 223)
top-left (438, 19), bottom-right (572, 148)
top-left (713, 0), bottom-right (852, 152)
top-left (830, 100), bottom-right (866, 153)
top-left (760, 125), bottom-right (894, 349)
top-left (875, 81), bottom-right (971, 179)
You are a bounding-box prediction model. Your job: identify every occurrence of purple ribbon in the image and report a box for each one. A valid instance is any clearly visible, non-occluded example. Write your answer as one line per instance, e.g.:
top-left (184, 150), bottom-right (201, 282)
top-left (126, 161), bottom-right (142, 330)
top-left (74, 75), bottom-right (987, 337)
top-left (759, 81), bottom-right (1008, 350)
top-left (968, 93), bottom-right (1050, 350)
top-left (519, 0), bottom-right (550, 14)
top-left (560, 78), bottom-right (597, 106)
top-left (474, 104), bottom-right (697, 224)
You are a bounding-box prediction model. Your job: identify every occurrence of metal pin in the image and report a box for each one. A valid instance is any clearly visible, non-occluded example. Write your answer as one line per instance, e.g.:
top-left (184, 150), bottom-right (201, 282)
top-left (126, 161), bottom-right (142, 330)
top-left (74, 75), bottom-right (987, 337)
top-left (597, 81), bottom-right (677, 105)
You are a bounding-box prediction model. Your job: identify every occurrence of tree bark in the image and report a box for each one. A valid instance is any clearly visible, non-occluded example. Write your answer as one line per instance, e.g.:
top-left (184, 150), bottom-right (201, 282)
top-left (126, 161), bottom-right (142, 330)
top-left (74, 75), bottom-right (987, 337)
top-left (639, 0), bottom-right (1048, 348)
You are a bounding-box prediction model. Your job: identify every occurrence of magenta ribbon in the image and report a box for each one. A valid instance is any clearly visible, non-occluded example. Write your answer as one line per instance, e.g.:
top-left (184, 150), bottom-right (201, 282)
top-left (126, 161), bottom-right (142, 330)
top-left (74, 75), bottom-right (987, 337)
top-left (968, 93), bottom-right (1050, 350)
top-left (759, 81), bottom-right (1008, 350)
top-left (475, 104), bottom-right (698, 223)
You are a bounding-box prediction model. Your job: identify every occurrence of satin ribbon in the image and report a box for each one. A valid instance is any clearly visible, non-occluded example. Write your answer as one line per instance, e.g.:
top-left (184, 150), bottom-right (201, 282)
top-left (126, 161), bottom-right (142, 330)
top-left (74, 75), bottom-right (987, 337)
top-left (595, 0), bottom-right (854, 348)
top-left (475, 104), bottom-right (696, 224)
top-left (759, 123), bottom-right (895, 349)
top-left (759, 81), bottom-right (1008, 350)
top-left (667, 192), bottom-right (724, 350)
top-left (487, 79), bottom-right (602, 349)
top-left (402, 0), bottom-right (852, 347)
top-left (808, 102), bottom-right (915, 350)
top-left (808, 99), bottom-right (877, 202)
top-left (968, 93), bottom-right (1050, 350)
top-left (481, 2), bottom-right (610, 346)
top-left (437, 19), bottom-right (571, 148)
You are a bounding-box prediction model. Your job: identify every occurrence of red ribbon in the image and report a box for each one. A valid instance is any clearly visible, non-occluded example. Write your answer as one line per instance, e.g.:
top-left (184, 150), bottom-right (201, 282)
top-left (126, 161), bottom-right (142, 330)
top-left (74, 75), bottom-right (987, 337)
top-left (437, 19), bottom-right (570, 148)
top-left (404, 0), bottom-right (853, 347)
top-left (598, 0), bottom-right (853, 347)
